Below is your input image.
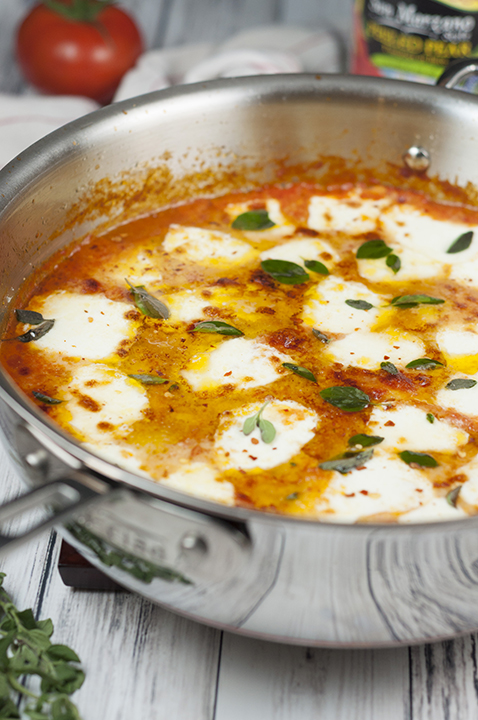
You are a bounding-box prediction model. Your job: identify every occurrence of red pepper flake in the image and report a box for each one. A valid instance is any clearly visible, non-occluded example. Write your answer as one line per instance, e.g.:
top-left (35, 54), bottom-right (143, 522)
top-left (248, 455), bottom-right (258, 461)
top-left (251, 438), bottom-right (259, 445)
top-left (224, 371), bottom-right (232, 376)
top-left (359, 490), bottom-right (369, 495)
top-left (415, 488), bottom-right (423, 493)
top-left (383, 355), bottom-right (390, 360)
top-left (384, 420), bottom-right (395, 427)
top-left (344, 492), bottom-right (355, 497)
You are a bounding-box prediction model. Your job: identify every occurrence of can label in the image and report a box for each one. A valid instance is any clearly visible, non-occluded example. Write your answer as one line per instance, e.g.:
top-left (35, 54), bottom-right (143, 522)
top-left (352, 0), bottom-right (478, 83)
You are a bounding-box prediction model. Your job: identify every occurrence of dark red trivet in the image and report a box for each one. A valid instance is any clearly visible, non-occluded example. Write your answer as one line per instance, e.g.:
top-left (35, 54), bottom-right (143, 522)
top-left (58, 540), bottom-right (126, 591)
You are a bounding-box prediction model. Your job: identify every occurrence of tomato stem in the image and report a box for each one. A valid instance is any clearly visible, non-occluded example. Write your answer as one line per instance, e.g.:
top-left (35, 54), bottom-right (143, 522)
top-left (43, 0), bottom-right (114, 22)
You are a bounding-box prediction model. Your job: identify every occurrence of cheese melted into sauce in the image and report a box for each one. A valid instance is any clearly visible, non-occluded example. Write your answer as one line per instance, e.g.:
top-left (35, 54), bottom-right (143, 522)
top-left (5, 184), bottom-right (478, 523)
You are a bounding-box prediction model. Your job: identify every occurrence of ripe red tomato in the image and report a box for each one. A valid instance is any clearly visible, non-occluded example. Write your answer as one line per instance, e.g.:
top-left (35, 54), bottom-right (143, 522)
top-left (16, 1), bottom-right (143, 104)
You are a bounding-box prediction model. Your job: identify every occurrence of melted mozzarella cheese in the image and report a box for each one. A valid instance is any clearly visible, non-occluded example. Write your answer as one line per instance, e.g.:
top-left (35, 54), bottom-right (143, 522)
top-left (82, 441), bottom-right (149, 476)
top-left (164, 289), bottom-right (211, 323)
top-left (436, 328), bottom-right (478, 373)
top-left (225, 199), bottom-right (295, 238)
top-left (450, 262), bottom-right (478, 290)
top-left (260, 237), bottom-right (338, 267)
top-left (357, 246), bottom-right (444, 283)
top-left (368, 405), bottom-right (468, 452)
top-left (32, 292), bottom-right (135, 360)
top-left (214, 399), bottom-right (318, 470)
top-left (325, 329), bottom-right (425, 370)
top-left (302, 276), bottom-right (384, 334)
top-left (104, 248), bottom-right (163, 289)
top-left (308, 193), bottom-right (389, 235)
top-left (399, 497), bottom-right (466, 523)
top-left (457, 456), bottom-right (478, 508)
top-left (63, 364), bottom-right (148, 442)
top-left (315, 451), bottom-right (435, 523)
top-left (436, 375), bottom-right (478, 416)
top-left (163, 225), bottom-right (255, 264)
top-left (182, 337), bottom-right (291, 392)
top-left (160, 462), bottom-right (235, 505)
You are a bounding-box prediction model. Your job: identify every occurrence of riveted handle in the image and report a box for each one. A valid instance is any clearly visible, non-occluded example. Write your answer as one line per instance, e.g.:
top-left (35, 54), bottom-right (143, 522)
top-left (436, 59), bottom-right (478, 89)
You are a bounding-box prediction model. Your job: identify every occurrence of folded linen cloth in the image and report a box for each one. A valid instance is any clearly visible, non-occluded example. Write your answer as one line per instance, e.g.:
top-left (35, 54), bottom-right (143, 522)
top-left (0, 24), bottom-right (341, 168)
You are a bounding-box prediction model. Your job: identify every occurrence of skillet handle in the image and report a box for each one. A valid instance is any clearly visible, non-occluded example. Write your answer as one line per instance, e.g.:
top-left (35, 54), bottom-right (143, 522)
top-left (436, 58), bottom-right (478, 89)
top-left (0, 471), bottom-right (114, 553)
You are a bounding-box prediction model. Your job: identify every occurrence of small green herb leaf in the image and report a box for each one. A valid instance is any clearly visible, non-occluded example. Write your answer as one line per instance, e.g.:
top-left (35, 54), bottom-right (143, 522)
top-left (447, 230), bottom-right (473, 254)
top-left (126, 279), bottom-right (170, 319)
top-left (446, 378), bottom-right (477, 390)
top-left (242, 415), bottom-right (258, 436)
top-left (386, 253), bottom-right (401, 274)
top-left (32, 391), bottom-right (63, 405)
top-left (128, 374), bottom-right (169, 385)
top-left (405, 358), bottom-right (444, 370)
top-left (312, 328), bottom-right (329, 343)
top-left (15, 319), bottom-right (54, 343)
top-left (232, 209), bottom-right (275, 231)
top-left (320, 386), bottom-right (370, 412)
top-left (381, 361), bottom-right (399, 375)
top-left (258, 418), bottom-right (276, 444)
top-left (345, 299), bottom-right (373, 311)
top-left (391, 294), bottom-right (445, 308)
top-left (261, 259), bottom-right (309, 285)
top-left (399, 450), bottom-right (439, 467)
top-left (282, 363), bottom-right (316, 382)
top-left (303, 259), bottom-right (329, 275)
top-left (426, 412), bottom-right (435, 424)
top-left (348, 434), bottom-right (384, 447)
top-left (15, 309), bottom-right (44, 325)
top-left (286, 492), bottom-right (299, 500)
top-left (446, 486), bottom-right (462, 507)
top-left (356, 239), bottom-right (392, 259)
top-left (191, 320), bottom-right (243, 336)
top-left (320, 449), bottom-right (374, 474)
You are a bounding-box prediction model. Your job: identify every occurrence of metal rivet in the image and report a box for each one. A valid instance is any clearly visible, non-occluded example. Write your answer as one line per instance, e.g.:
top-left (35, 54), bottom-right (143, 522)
top-left (403, 146), bottom-right (430, 172)
top-left (180, 533), bottom-right (208, 555)
top-left (25, 449), bottom-right (48, 469)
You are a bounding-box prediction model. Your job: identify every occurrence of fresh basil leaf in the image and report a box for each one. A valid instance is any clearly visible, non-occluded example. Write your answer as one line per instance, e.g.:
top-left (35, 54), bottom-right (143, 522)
top-left (286, 492), bottom-right (299, 500)
top-left (345, 299), bottom-right (373, 311)
top-left (405, 358), bottom-right (444, 370)
top-left (128, 374), bottom-right (168, 385)
top-left (126, 279), bottom-right (169, 319)
top-left (426, 412), bottom-right (435, 424)
top-left (15, 319), bottom-right (54, 343)
top-left (312, 328), bottom-right (329, 343)
top-left (15, 309), bottom-right (44, 325)
top-left (320, 449), bottom-right (374, 474)
top-left (386, 253), bottom-right (401, 274)
top-left (356, 239), bottom-right (392, 259)
top-left (446, 486), bottom-right (462, 507)
top-left (447, 230), bottom-right (473, 254)
top-left (391, 294), bottom-right (445, 308)
top-left (32, 391), bottom-right (63, 405)
top-left (446, 378), bottom-right (477, 390)
top-left (258, 418), bottom-right (276, 444)
top-left (282, 363), bottom-right (316, 382)
top-left (348, 434), bottom-right (384, 447)
top-left (232, 209), bottom-right (275, 231)
top-left (303, 259), bottom-right (329, 275)
top-left (261, 259), bottom-right (309, 285)
top-left (320, 386), bottom-right (370, 412)
top-left (46, 645), bottom-right (81, 663)
top-left (381, 361), bottom-right (399, 375)
top-left (191, 320), bottom-right (243, 336)
top-left (399, 450), bottom-right (439, 467)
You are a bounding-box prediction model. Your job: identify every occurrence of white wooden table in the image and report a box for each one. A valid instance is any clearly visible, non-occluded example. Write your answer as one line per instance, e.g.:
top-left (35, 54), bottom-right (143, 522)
top-left (2, 1), bottom-right (478, 718)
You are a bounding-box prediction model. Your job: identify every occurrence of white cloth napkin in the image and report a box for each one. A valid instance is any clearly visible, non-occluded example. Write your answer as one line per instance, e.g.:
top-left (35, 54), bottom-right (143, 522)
top-left (0, 24), bottom-right (341, 168)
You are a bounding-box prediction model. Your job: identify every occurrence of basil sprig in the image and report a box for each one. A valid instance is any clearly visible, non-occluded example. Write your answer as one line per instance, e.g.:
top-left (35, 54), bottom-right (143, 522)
top-left (191, 320), bottom-right (243, 336)
top-left (232, 209), bottom-right (275, 231)
top-left (446, 378), bottom-right (477, 390)
top-left (320, 448), bottom-right (374, 474)
top-left (345, 299), bottom-right (373, 311)
top-left (32, 391), bottom-right (63, 405)
top-left (356, 239), bottom-right (392, 259)
top-left (447, 230), bottom-right (473, 254)
top-left (260, 259), bottom-right (309, 285)
top-left (390, 294), bottom-right (444, 308)
top-left (282, 363), bottom-right (316, 382)
top-left (303, 259), bottom-right (329, 275)
top-left (446, 486), bottom-right (462, 507)
top-left (312, 328), bottom-right (329, 343)
top-left (399, 450), bottom-right (439, 467)
top-left (15, 309), bottom-right (45, 325)
top-left (15, 319), bottom-right (55, 343)
top-left (386, 254), bottom-right (401, 274)
top-left (381, 361), bottom-right (399, 375)
top-left (405, 358), bottom-right (444, 370)
top-left (320, 386), bottom-right (370, 412)
top-left (243, 401), bottom-right (276, 443)
top-left (126, 279), bottom-right (169, 319)
top-left (128, 374), bottom-right (169, 385)
top-left (348, 434), bottom-right (384, 447)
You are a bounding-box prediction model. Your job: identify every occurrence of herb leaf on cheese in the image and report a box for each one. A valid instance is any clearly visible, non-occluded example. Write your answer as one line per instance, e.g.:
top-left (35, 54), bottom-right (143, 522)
top-left (126, 279), bottom-right (170, 319)
top-left (348, 434), bottom-right (384, 447)
top-left (191, 320), bottom-right (243, 336)
top-left (399, 450), bottom-right (439, 467)
top-left (446, 378), bottom-right (477, 390)
top-left (282, 363), bottom-right (317, 382)
top-left (381, 361), bottom-right (399, 375)
top-left (447, 230), bottom-right (473, 254)
top-left (426, 413), bottom-right (435, 424)
top-left (345, 299), bottom-right (374, 311)
top-left (15, 319), bottom-right (55, 343)
top-left (386, 253), bottom-right (401, 274)
top-left (356, 239), bottom-right (392, 259)
top-left (260, 259), bottom-right (309, 285)
top-left (446, 486), bottom-right (462, 507)
top-left (320, 449), bottom-right (374, 474)
top-left (15, 309), bottom-right (45, 325)
top-left (32, 391), bottom-right (63, 405)
top-left (405, 358), bottom-right (444, 370)
top-left (242, 401), bottom-right (276, 443)
top-left (390, 294), bottom-right (445, 308)
top-left (128, 374), bottom-right (169, 385)
top-left (232, 209), bottom-right (275, 231)
top-left (320, 386), bottom-right (371, 412)
top-left (303, 259), bottom-right (329, 275)
top-left (312, 328), bottom-right (329, 343)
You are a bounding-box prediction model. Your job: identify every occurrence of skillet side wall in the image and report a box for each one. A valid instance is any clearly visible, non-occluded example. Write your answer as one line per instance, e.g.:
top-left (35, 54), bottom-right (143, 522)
top-left (1, 75), bottom-right (478, 646)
